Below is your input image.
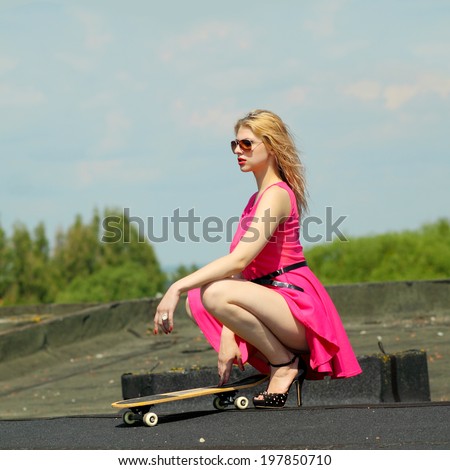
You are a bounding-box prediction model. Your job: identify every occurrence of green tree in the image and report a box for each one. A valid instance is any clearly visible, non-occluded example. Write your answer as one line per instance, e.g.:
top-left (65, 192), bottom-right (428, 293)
top-left (55, 208), bottom-right (166, 303)
top-left (0, 225), bottom-right (14, 304)
top-left (52, 212), bottom-right (102, 289)
top-left (4, 223), bottom-right (32, 304)
top-left (168, 263), bottom-right (199, 287)
top-left (2, 222), bottom-right (54, 304)
top-left (29, 222), bottom-right (55, 303)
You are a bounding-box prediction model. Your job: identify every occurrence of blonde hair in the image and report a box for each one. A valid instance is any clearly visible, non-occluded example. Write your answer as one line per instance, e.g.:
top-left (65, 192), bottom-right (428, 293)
top-left (234, 109), bottom-right (308, 216)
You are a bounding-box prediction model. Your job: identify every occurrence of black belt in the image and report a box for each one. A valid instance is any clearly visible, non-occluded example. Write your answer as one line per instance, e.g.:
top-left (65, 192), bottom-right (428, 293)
top-left (250, 261), bottom-right (307, 292)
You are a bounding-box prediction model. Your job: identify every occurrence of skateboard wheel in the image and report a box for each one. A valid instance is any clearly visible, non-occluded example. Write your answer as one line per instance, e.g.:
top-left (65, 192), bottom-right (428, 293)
top-left (234, 396), bottom-right (249, 410)
top-left (143, 412), bottom-right (158, 427)
top-left (123, 411), bottom-right (137, 425)
top-left (213, 396), bottom-right (227, 410)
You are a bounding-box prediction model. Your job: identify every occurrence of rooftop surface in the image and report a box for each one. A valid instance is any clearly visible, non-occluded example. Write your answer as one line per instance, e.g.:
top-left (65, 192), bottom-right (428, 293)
top-left (0, 294), bottom-right (448, 451)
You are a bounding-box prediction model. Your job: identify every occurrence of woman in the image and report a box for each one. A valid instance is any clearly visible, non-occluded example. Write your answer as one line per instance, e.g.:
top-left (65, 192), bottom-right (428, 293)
top-left (154, 109), bottom-right (362, 408)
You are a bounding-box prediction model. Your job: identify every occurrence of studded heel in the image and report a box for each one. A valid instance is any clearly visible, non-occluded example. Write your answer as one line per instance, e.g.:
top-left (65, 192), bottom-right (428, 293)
top-left (253, 355), bottom-right (307, 409)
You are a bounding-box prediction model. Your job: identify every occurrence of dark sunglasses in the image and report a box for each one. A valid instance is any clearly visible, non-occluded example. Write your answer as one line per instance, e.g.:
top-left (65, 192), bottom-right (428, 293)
top-left (230, 139), bottom-right (263, 153)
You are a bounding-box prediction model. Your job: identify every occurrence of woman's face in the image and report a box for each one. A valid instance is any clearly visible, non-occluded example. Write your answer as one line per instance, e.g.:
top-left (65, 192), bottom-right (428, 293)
top-left (233, 126), bottom-right (270, 173)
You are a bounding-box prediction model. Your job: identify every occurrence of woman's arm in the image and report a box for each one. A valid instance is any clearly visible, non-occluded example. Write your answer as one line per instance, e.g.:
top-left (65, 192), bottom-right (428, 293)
top-left (154, 186), bottom-right (291, 334)
top-left (218, 325), bottom-right (245, 385)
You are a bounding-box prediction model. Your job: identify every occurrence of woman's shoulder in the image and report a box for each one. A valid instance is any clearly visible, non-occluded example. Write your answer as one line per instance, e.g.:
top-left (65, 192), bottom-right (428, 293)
top-left (244, 181), bottom-right (295, 214)
top-left (260, 181), bottom-right (294, 203)
top-left (253, 181), bottom-right (293, 216)
top-left (261, 182), bottom-right (298, 218)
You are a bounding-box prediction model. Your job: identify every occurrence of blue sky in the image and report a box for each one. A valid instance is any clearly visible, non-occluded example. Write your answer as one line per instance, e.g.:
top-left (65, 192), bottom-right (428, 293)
top-left (1, 0), bottom-right (449, 269)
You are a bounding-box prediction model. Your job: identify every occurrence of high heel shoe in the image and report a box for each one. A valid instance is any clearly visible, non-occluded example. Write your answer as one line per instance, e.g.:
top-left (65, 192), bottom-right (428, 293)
top-left (253, 355), bottom-right (307, 409)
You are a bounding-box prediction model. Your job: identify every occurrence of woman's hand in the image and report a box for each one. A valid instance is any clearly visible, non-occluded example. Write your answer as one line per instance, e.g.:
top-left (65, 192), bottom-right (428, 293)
top-left (218, 327), bottom-right (245, 385)
top-left (153, 284), bottom-right (180, 334)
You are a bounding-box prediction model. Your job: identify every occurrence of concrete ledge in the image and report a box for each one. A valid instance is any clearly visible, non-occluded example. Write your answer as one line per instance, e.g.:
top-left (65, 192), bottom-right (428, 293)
top-left (1, 279), bottom-right (448, 364)
top-left (0, 298), bottom-right (158, 363)
top-left (327, 278), bottom-right (450, 321)
top-left (120, 349), bottom-right (431, 406)
top-left (0, 302), bottom-right (99, 317)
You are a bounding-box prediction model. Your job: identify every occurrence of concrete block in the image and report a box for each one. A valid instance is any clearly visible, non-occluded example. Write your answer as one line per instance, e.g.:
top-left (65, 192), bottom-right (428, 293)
top-left (379, 349), bottom-right (431, 402)
top-left (121, 366), bottom-right (260, 400)
top-left (301, 356), bottom-right (382, 406)
top-left (120, 350), bottom-right (431, 406)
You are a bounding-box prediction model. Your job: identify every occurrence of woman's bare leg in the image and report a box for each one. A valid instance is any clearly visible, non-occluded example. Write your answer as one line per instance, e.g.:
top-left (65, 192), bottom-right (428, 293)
top-left (200, 279), bottom-right (308, 394)
top-left (185, 297), bottom-right (197, 325)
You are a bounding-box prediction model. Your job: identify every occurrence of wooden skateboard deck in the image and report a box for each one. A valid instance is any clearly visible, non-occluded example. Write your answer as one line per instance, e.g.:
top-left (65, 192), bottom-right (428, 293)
top-left (112, 373), bottom-right (268, 427)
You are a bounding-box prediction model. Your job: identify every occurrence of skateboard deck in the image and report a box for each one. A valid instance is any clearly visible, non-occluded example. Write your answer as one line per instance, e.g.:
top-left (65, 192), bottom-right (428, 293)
top-left (112, 373), bottom-right (268, 427)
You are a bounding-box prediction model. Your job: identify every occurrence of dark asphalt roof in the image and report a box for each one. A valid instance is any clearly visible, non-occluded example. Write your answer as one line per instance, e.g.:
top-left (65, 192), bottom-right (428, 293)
top-left (1, 402), bottom-right (449, 450)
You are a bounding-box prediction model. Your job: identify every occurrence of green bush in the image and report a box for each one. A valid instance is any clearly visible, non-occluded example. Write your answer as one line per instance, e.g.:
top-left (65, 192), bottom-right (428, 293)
top-left (56, 262), bottom-right (162, 303)
top-left (305, 218), bottom-right (450, 284)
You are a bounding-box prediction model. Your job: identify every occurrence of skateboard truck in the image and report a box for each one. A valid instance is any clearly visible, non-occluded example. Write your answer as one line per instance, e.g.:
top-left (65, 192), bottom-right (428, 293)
top-left (212, 390), bottom-right (249, 411)
top-left (123, 408), bottom-right (159, 427)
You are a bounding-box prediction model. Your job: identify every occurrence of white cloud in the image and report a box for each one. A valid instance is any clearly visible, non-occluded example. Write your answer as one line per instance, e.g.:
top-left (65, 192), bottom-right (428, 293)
top-left (325, 40), bottom-right (370, 59)
top-left (80, 90), bottom-right (115, 110)
top-left (383, 84), bottom-right (419, 110)
top-left (95, 111), bottom-right (132, 155)
top-left (188, 107), bottom-right (236, 131)
top-left (0, 57), bottom-right (19, 74)
top-left (413, 42), bottom-right (450, 58)
top-left (285, 86), bottom-right (307, 105)
top-left (159, 20), bottom-right (244, 64)
top-left (76, 158), bottom-right (161, 187)
top-left (170, 101), bottom-right (239, 135)
top-left (343, 80), bottom-right (382, 101)
top-left (115, 70), bottom-right (148, 92)
top-left (0, 82), bottom-right (46, 107)
top-left (344, 72), bottom-right (450, 110)
top-left (71, 8), bottom-right (113, 52)
top-left (383, 73), bottom-right (450, 110)
top-left (171, 21), bottom-right (233, 50)
top-left (55, 9), bottom-right (113, 72)
top-left (418, 73), bottom-right (450, 99)
top-left (274, 86), bottom-right (308, 109)
top-left (55, 52), bottom-right (93, 72)
top-left (303, 0), bottom-right (349, 38)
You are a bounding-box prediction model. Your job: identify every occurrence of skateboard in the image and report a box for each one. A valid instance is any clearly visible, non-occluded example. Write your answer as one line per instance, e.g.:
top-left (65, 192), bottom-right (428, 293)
top-left (112, 373), bottom-right (269, 427)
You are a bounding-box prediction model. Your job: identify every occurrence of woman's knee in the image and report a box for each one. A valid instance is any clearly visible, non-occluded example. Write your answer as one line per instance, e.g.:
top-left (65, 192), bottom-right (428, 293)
top-left (200, 280), bottom-right (228, 313)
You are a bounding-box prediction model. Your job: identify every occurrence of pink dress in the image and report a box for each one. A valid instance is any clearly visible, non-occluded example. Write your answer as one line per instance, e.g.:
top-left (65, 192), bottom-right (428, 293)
top-left (187, 182), bottom-right (362, 380)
